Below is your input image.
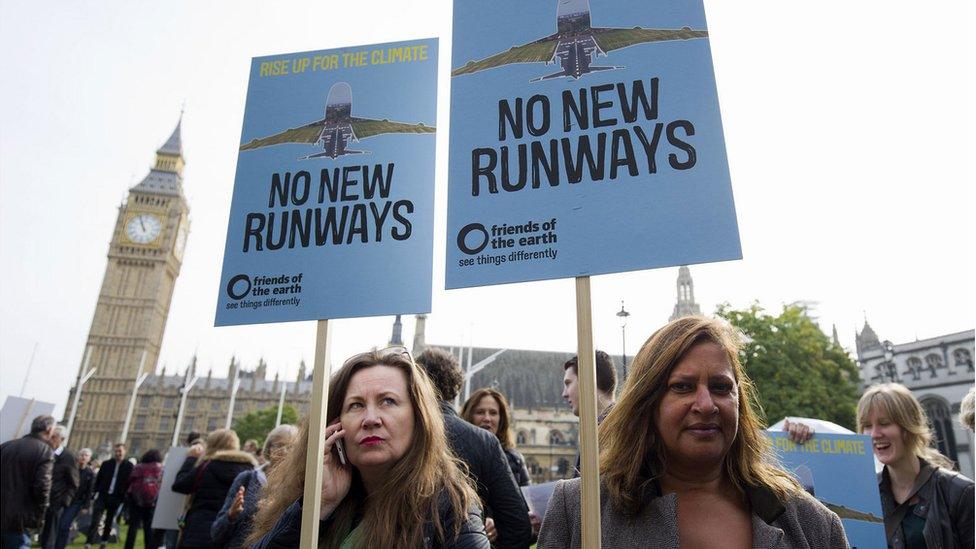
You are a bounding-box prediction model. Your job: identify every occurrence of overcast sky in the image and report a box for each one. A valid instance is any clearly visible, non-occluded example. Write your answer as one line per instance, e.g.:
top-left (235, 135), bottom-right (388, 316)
top-left (1, 1), bottom-right (972, 418)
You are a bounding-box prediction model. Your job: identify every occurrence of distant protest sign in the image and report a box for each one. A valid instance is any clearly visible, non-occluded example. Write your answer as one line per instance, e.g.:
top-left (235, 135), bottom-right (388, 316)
top-left (216, 39), bottom-right (438, 325)
top-left (767, 432), bottom-right (886, 549)
top-left (446, 0), bottom-right (740, 288)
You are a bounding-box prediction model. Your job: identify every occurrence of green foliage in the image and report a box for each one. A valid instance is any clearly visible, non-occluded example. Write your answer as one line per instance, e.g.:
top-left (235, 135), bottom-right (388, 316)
top-left (717, 303), bottom-right (861, 430)
top-left (232, 404), bottom-right (299, 446)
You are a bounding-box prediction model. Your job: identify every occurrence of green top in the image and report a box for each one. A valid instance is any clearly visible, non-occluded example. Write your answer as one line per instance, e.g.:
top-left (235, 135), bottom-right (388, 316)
top-left (338, 523), bottom-right (363, 549)
top-left (900, 504), bottom-right (927, 549)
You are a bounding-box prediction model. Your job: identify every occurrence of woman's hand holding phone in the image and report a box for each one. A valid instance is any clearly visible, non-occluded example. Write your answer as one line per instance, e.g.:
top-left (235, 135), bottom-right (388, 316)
top-left (320, 421), bottom-right (351, 520)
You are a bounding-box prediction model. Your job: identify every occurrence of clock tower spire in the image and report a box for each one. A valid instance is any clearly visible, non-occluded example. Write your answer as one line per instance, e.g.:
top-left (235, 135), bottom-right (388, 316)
top-left (66, 117), bottom-right (191, 452)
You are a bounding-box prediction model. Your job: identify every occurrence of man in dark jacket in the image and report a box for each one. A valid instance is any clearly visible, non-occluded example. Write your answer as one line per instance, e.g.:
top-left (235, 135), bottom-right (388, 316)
top-left (85, 443), bottom-right (133, 548)
top-left (40, 425), bottom-right (79, 549)
top-left (562, 351), bottom-right (616, 477)
top-left (55, 448), bottom-right (93, 549)
top-left (415, 347), bottom-right (532, 549)
top-left (0, 415), bottom-right (56, 549)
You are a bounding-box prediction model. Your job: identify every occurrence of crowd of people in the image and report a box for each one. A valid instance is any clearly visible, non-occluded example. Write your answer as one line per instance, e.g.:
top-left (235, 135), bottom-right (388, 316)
top-left (1, 315), bottom-right (973, 548)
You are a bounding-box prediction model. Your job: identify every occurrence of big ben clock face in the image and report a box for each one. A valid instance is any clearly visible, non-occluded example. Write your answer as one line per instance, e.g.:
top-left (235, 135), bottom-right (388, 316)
top-left (125, 213), bottom-right (163, 244)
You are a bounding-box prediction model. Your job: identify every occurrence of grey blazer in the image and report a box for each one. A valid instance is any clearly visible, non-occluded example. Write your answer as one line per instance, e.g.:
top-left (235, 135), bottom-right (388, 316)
top-left (537, 478), bottom-right (849, 549)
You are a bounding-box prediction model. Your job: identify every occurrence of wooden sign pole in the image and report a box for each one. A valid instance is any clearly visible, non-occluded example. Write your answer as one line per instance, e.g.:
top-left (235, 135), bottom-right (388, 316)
top-left (575, 276), bottom-right (602, 549)
top-left (300, 319), bottom-right (333, 548)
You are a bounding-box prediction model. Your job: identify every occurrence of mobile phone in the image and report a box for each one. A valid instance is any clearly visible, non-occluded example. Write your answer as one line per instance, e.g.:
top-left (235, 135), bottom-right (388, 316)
top-left (334, 438), bottom-right (347, 466)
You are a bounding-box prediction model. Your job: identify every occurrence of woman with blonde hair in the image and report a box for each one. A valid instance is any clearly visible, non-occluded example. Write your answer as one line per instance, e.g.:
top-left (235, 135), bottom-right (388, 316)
top-left (248, 347), bottom-right (488, 548)
top-left (538, 316), bottom-right (847, 548)
top-left (858, 383), bottom-right (973, 548)
top-left (212, 424), bottom-right (298, 548)
top-left (461, 388), bottom-right (531, 487)
top-left (172, 428), bottom-right (256, 548)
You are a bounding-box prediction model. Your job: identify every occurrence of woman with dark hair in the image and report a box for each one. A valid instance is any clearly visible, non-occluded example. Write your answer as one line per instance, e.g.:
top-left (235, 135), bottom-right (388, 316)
top-left (124, 449), bottom-right (163, 549)
top-left (461, 388), bottom-right (531, 487)
top-left (538, 316), bottom-right (849, 548)
top-left (172, 429), bottom-right (256, 549)
top-left (248, 347), bottom-right (489, 548)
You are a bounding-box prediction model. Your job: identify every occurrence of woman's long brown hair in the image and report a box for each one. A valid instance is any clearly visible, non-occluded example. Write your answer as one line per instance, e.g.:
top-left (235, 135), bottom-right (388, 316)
top-left (461, 388), bottom-right (515, 450)
top-left (599, 316), bottom-right (802, 515)
top-left (247, 350), bottom-right (477, 548)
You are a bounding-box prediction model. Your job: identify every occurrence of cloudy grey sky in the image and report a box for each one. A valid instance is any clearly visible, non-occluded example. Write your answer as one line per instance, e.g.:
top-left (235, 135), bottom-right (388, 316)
top-left (1, 1), bottom-right (972, 417)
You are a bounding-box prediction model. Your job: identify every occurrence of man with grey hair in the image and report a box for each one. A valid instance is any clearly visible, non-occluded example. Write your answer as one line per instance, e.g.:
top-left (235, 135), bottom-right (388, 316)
top-left (0, 415), bottom-right (55, 549)
top-left (40, 425), bottom-right (79, 549)
top-left (55, 448), bottom-right (93, 549)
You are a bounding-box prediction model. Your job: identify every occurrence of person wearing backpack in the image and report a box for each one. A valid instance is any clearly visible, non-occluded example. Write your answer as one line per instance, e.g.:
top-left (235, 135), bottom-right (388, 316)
top-left (124, 449), bottom-right (163, 549)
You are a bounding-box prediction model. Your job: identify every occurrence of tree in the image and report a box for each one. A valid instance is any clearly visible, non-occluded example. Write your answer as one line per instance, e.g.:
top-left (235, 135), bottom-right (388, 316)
top-left (232, 404), bottom-right (299, 446)
top-left (717, 303), bottom-right (861, 430)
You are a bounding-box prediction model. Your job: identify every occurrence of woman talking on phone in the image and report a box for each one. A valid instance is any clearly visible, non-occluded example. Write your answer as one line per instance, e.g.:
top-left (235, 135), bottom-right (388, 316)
top-left (248, 347), bottom-right (489, 548)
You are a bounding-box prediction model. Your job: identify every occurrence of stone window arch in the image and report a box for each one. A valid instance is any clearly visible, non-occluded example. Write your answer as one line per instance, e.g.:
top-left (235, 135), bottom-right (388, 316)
top-left (924, 354), bottom-right (942, 377)
top-left (905, 357), bottom-right (923, 381)
top-left (953, 349), bottom-right (973, 372)
top-left (548, 429), bottom-right (565, 445)
top-left (920, 396), bottom-right (958, 466)
top-left (516, 430), bottom-right (528, 445)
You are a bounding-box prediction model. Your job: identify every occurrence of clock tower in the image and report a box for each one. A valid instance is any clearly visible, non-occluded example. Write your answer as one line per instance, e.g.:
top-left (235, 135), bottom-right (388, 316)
top-left (67, 119), bottom-right (190, 451)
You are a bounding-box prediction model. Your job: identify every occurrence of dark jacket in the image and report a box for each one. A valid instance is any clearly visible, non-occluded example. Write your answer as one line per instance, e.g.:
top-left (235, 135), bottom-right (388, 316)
top-left (538, 477), bottom-right (849, 549)
top-left (440, 401), bottom-right (532, 549)
top-left (0, 433), bottom-right (54, 532)
top-left (73, 466), bottom-right (95, 506)
top-left (879, 460), bottom-right (974, 549)
top-left (172, 450), bottom-right (256, 548)
top-left (504, 449), bottom-right (531, 487)
top-left (253, 494), bottom-right (490, 549)
top-left (93, 457), bottom-right (134, 499)
top-left (50, 448), bottom-right (80, 508)
top-left (212, 467), bottom-right (266, 549)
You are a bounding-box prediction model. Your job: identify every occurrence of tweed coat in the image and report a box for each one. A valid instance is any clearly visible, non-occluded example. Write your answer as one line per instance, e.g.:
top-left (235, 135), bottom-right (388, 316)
top-left (536, 478), bottom-right (849, 549)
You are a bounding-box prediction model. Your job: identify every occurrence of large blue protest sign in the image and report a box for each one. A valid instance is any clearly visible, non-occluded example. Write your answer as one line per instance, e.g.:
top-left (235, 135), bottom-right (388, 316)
top-left (216, 39), bottom-right (438, 326)
top-left (446, 0), bottom-right (740, 288)
top-left (767, 432), bottom-right (886, 549)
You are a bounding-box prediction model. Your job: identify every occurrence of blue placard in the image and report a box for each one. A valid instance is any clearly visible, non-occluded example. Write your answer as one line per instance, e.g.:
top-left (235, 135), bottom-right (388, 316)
top-left (767, 432), bottom-right (886, 549)
top-left (446, 0), bottom-right (740, 288)
top-left (215, 39), bottom-right (438, 326)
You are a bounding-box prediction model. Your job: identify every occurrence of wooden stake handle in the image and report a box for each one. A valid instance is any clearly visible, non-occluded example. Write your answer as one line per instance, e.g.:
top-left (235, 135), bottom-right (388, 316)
top-left (300, 319), bottom-right (332, 548)
top-left (575, 276), bottom-right (602, 549)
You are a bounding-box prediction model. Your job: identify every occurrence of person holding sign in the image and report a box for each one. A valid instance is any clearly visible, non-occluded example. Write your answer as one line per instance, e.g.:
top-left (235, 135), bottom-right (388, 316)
top-left (248, 347), bottom-right (489, 548)
top-left (537, 316), bottom-right (849, 548)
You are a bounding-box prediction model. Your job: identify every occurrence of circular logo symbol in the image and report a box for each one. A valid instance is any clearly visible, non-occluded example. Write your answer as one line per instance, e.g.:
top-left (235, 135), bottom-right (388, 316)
top-left (457, 223), bottom-right (489, 255)
top-left (226, 274), bottom-right (251, 300)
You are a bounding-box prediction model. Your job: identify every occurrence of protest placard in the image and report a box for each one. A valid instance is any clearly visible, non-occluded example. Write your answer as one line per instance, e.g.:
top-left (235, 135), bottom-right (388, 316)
top-left (152, 446), bottom-right (189, 530)
top-left (216, 39), bottom-right (439, 325)
top-left (767, 432), bottom-right (886, 549)
top-left (447, 0), bottom-right (739, 289)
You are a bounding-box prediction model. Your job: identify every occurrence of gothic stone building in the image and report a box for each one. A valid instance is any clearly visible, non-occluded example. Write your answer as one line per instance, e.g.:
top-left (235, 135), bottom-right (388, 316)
top-left (856, 322), bottom-right (974, 479)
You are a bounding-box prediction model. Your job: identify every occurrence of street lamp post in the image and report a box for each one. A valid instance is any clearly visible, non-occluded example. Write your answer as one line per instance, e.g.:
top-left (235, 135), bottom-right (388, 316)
top-left (172, 374), bottom-right (200, 447)
top-left (616, 301), bottom-right (630, 379)
top-left (225, 367), bottom-right (242, 429)
top-left (120, 350), bottom-right (150, 444)
top-left (65, 346), bottom-right (96, 447)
